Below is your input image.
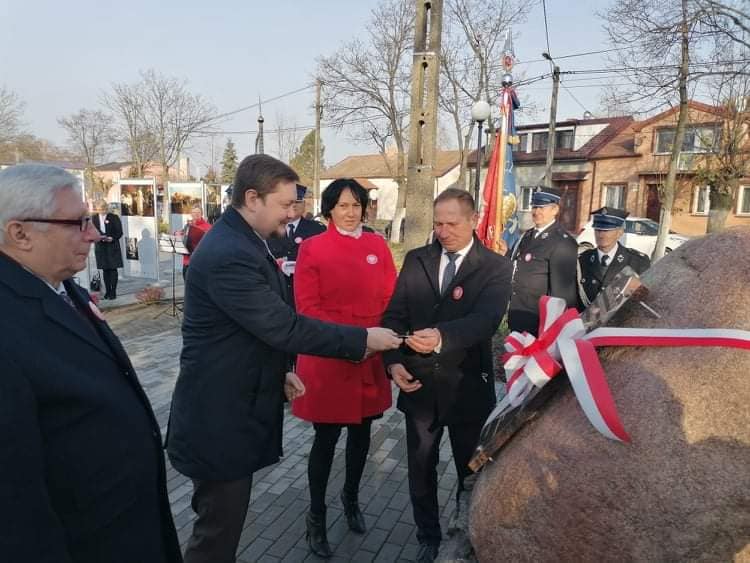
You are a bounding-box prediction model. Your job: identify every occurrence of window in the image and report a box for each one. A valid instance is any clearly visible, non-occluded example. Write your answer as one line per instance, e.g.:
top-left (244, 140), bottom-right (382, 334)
top-left (655, 129), bottom-right (675, 154)
top-left (512, 133), bottom-right (528, 152)
top-left (532, 132), bottom-right (548, 152)
top-left (738, 186), bottom-right (750, 215)
top-left (655, 125), bottom-right (720, 154)
top-left (693, 186), bottom-right (711, 215)
top-left (520, 186), bottom-right (533, 211)
top-left (556, 129), bottom-right (574, 150)
top-left (601, 184), bottom-right (626, 209)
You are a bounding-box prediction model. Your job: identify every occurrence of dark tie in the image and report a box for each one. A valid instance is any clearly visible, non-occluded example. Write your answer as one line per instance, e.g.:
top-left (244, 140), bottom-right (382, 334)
top-left (59, 290), bottom-right (76, 309)
top-left (287, 223), bottom-right (296, 240)
top-left (441, 252), bottom-right (458, 295)
top-left (601, 255), bottom-right (610, 269)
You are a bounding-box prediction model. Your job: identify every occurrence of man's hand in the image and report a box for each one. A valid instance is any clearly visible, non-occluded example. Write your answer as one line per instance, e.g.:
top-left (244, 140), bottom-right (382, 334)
top-left (405, 328), bottom-right (441, 354)
top-left (284, 372), bottom-right (306, 401)
top-left (389, 363), bottom-right (422, 393)
top-left (365, 327), bottom-right (402, 357)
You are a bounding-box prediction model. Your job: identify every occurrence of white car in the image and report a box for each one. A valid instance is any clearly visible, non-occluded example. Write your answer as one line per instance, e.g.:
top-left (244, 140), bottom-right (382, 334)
top-left (576, 217), bottom-right (689, 256)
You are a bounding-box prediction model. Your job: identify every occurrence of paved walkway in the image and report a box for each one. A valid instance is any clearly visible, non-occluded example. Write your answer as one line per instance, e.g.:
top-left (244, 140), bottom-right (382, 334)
top-left (108, 304), bottom-right (462, 562)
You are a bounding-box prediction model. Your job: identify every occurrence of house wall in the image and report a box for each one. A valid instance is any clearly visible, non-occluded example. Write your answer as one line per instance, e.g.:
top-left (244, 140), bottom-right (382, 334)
top-left (592, 106), bottom-right (750, 235)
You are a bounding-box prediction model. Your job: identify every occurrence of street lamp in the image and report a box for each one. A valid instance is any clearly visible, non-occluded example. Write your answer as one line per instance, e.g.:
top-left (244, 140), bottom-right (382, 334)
top-left (471, 100), bottom-right (491, 203)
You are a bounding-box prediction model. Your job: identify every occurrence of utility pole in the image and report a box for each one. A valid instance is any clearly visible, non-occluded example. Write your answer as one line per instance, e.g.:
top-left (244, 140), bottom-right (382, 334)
top-left (313, 80), bottom-right (322, 214)
top-left (404, 0), bottom-right (443, 251)
top-left (543, 61), bottom-right (560, 186)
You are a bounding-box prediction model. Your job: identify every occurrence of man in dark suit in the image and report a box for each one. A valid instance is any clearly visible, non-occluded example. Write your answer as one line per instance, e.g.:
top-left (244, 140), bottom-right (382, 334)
top-left (166, 155), bottom-right (401, 563)
top-left (0, 164), bottom-right (181, 563)
top-left (381, 188), bottom-right (513, 563)
top-left (267, 183), bottom-right (325, 294)
top-left (578, 207), bottom-right (651, 308)
top-left (506, 185), bottom-right (578, 335)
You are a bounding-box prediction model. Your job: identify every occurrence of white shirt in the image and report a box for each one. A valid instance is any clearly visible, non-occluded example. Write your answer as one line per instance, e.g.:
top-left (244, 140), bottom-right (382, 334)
top-left (287, 218), bottom-right (301, 236)
top-left (98, 214), bottom-right (107, 234)
top-left (597, 245), bottom-right (618, 267)
top-left (438, 238), bottom-right (473, 293)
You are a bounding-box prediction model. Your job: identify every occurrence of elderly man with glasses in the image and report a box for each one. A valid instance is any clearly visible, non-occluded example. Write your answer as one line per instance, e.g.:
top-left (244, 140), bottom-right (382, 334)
top-left (0, 164), bottom-right (181, 563)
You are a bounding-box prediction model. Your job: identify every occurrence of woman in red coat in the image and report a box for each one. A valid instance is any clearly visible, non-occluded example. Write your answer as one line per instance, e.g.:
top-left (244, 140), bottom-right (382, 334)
top-left (293, 178), bottom-right (397, 559)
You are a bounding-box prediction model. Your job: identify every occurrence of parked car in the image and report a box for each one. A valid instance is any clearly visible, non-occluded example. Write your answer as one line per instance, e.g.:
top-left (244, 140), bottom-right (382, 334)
top-left (576, 217), bottom-right (689, 256)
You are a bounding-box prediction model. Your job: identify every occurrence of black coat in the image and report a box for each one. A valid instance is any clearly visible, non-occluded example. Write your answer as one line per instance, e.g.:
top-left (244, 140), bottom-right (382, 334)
top-left (93, 213), bottom-right (124, 270)
top-left (381, 237), bottom-right (513, 426)
top-left (267, 217), bottom-right (326, 262)
top-left (166, 207), bottom-right (367, 482)
top-left (267, 217), bottom-right (326, 298)
top-left (507, 221), bottom-right (578, 335)
top-left (578, 242), bottom-right (651, 306)
top-left (0, 253), bottom-right (180, 563)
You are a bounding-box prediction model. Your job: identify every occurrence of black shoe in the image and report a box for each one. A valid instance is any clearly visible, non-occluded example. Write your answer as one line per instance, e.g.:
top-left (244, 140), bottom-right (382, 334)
top-left (340, 490), bottom-right (366, 534)
top-left (416, 542), bottom-right (439, 563)
top-left (306, 509), bottom-right (333, 559)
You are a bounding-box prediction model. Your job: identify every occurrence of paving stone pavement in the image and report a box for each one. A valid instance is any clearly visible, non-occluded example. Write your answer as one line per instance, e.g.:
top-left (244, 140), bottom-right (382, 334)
top-left (108, 304), bottom-right (463, 562)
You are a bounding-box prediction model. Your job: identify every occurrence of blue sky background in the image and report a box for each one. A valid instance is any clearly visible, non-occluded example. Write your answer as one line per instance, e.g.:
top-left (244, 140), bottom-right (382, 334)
top-left (0, 0), bottom-right (614, 173)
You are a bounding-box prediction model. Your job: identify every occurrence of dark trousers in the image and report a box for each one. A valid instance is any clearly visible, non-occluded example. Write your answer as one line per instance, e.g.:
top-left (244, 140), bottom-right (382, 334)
top-left (183, 477), bottom-right (252, 563)
top-left (308, 419), bottom-right (373, 514)
top-left (102, 268), bottom-right (118, 298)
top-left (405, 414), bottom-right (483, 545)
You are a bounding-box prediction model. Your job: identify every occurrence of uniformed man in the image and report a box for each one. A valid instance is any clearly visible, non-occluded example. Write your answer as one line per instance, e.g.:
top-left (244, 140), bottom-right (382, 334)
top-left (267, 183), bottom-right (326, 295)
top-left (578, 206), bottom-right (651, 308)
top-left (506, 185), bottom-right (578, 335)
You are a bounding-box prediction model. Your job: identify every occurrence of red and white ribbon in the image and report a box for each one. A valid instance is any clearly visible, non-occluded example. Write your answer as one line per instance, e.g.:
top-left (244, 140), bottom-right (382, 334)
top-left (485, 296), bottom-right (750, 442)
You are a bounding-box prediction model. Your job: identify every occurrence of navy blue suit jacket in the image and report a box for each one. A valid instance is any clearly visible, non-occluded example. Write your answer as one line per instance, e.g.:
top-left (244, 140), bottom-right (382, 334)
top-left (0, 253), bottom-right (180, 563)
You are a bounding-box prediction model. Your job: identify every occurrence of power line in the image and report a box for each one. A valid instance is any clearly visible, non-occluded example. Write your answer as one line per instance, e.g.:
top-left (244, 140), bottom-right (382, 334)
top-left (561, 82), bottom-right (591, 115)
top-left (206, 85), bottom-right (314, 123)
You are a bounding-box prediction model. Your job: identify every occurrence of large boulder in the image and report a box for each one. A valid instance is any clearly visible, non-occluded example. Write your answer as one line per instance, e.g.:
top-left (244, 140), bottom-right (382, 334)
top-left (470, 228), bottom-right (750, 562)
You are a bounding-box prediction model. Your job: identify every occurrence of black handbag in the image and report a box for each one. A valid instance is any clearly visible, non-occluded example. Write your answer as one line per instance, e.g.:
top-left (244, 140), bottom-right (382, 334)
top-left (90, 272), bottom-right (102, 292)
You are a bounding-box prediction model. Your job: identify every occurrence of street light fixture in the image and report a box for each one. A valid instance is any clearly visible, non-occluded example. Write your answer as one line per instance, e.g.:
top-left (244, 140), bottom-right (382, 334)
top-left (471, 100), bottom-right (491, 203)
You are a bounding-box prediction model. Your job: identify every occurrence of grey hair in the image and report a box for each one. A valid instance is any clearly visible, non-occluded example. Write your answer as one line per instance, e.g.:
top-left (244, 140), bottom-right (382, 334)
top-left (0, 164), bottom-right (81, 244)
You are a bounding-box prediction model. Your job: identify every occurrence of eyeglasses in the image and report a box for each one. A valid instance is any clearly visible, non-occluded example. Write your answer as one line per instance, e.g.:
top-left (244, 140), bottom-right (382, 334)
top-left (23, 216), bottom-right (93, 232)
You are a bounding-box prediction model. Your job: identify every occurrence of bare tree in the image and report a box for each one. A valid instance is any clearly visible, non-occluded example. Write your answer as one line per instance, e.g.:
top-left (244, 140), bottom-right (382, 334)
top-left (103, 82), bottom-right (158, 176)
top-left (273, 110), bottom-right (301, 164)
top-left (0, 86), bottom-right (25, 145)
top-left (695, 68), bottom-right (750, 232)
top-left (602, 0), bottom-right (709, 260)
top-left (317, 0), bottom-right (414, 240)
top-left (601, 0), bottom-right (750, 258)
top-left (140, 69), bottom-right (215, 188)
top-left (439, 0), bottom-right (532, 189)
top-left (58, 109), bottom-right (115, 194)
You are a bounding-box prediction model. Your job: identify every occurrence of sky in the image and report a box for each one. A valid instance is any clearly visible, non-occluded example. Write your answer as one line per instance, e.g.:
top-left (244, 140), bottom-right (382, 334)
top-left (0, 0), bottom-right (616, 175)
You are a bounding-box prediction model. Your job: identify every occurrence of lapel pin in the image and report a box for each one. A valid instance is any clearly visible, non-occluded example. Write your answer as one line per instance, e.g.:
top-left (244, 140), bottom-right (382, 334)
top-left (452, 286), bottom-right (464, 300)
top-left (617, 254), bottom-right (624, 263)
top-left (366, 254), bottom-right (378, 265)
top-left (524, 253), bottom-right (532, 262)
top-left (590, 254), bottom-right (596, 263)
top-left (541, 232), bottom-right (549, 239)
top-left (294, 236), bottom-right (303, 244)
